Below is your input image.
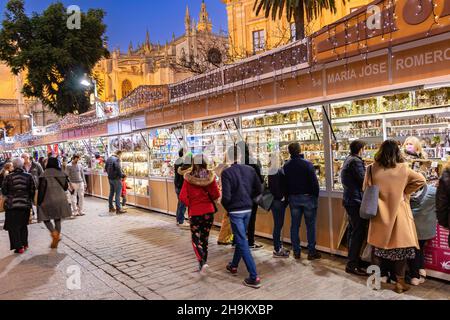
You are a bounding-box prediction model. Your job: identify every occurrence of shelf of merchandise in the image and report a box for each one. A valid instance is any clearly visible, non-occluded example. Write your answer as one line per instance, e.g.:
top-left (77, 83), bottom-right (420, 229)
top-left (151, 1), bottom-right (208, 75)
top-left (331, 104), bottom-right (450, 124)
top-left (389, 122), bottom-right (449, 129)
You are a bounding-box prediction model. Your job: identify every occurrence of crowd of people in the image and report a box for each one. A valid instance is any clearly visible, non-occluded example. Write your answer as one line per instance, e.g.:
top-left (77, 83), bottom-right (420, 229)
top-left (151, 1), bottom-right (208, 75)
top-left (172, 138), bottom-right (449, 292)
top-left (0, 153), bottom-right (89, 253)
top-left (1, 135), bottom-right (449, 293)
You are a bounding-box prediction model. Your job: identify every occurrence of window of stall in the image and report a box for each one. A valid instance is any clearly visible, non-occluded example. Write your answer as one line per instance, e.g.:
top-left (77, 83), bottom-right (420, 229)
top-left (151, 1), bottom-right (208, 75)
top-left (120, 134), bottom-right (134, 178)
top-left (90, 137), bottom-right (108, 172)
top-left (330, 97), bottom-right (384, 191)
top-left (131, 132), bottom-right (150, 196)
top-left (108, 135), bottom-right (120, 155)
top-left (331, 86), bottom-right (450, 191)
top-left (148, 125), bottom-right (184, 177)
top-left (241, 106), bottom-right (326, 188)
top-left (184, 118), bottom-right (240, 168)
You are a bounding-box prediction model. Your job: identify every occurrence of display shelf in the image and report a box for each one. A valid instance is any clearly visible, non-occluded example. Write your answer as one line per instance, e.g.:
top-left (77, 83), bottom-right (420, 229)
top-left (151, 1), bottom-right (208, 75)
top-left (332, 87), bottom-right (450, 191)
top-left (390, 122), bottom-right (449, 129)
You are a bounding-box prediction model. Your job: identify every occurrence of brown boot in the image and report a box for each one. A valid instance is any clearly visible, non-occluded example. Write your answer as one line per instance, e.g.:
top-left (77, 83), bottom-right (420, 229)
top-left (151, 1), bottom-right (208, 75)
top-left (50, 231), bottom-right (61, 249)
top-left (394, 277), bottom-right (410, 294)
top-left (116, 208), bottom-right (127, 215)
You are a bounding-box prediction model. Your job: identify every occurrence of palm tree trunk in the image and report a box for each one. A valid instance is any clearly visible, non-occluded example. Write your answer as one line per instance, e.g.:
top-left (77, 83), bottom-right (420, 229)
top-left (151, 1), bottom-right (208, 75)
top-left (294, 2), bottom-right (305, 40)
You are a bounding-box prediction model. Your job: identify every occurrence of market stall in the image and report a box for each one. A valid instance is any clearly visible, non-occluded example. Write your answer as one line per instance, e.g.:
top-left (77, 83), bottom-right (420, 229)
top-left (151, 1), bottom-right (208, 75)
top-left (2, 0), bottom-right (449, 281)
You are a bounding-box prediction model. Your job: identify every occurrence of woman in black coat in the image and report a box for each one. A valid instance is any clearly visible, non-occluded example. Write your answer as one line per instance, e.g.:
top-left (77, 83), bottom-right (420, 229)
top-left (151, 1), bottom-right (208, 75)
top-left (2, 158), bottom-right (36, 254)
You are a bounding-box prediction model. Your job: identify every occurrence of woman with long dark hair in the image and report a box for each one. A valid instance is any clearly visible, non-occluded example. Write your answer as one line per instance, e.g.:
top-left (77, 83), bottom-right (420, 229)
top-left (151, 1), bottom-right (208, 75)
top-left (365, 140), bottom-right (425, 293)
top-left (179, 154), bottom-right (220, 274)
top-left (37, 157), bottom-right (72, 249)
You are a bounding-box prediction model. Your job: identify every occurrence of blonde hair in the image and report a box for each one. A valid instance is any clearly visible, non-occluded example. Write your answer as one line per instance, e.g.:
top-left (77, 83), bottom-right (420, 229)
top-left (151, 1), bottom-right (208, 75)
top-left (403, 136), bottom-right (427, 159)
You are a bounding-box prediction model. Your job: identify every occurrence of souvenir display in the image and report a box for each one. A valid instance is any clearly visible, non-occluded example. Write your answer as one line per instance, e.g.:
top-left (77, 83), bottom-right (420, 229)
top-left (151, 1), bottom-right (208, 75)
top-left (242, 107), bottom-right (326, 188)
top-left (332, 87), bottom-right (450, 191)
top-left (149, 128), bottom-right (182, 177)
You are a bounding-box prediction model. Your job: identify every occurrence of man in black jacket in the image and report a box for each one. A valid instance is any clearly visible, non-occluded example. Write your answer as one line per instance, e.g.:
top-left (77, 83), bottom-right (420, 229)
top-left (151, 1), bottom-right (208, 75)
top-left (222, 144), bottom-right (263, 289)
top-left (283, 142), bottom-right (321, 261)
top-left (174, 148), bottom-right (189, 227)
top-left (105, 150), bottom-right (126, 214)
top-left (340, 140), bottom-right (367, 276)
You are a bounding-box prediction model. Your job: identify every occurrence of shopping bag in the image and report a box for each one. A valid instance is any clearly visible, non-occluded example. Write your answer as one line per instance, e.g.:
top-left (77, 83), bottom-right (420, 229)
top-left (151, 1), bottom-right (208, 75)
top-left (360, 165), bottom-right (379, 219)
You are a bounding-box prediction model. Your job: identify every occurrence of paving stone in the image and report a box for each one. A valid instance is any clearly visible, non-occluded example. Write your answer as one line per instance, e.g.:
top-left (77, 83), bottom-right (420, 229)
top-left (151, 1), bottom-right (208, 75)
top-left (1, 197), bottom-right (448, 300)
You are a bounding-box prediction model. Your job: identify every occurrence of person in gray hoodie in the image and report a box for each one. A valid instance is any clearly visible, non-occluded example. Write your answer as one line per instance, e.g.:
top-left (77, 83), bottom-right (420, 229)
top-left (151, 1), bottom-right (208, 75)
top-left (408, 182), bottom-right (437, 286)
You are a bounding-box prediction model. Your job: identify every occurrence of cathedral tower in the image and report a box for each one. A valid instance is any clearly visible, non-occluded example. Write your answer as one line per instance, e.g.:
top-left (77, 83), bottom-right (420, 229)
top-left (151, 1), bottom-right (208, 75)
top-left (197, 0), bottom-right (212, 32)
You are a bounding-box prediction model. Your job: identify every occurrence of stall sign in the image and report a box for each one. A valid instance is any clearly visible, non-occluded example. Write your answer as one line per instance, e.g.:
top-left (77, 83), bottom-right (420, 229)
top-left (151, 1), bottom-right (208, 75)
top-left (32, 126), bottom-right (47, 136)
top-left (5, 137), bottom-right (14, 144)
top-left (312, 0), bottom-right (450, 63)
top-left (424, 226), bottom-right (450, 275)
top-left (97, 102), bottom-right (119, 119)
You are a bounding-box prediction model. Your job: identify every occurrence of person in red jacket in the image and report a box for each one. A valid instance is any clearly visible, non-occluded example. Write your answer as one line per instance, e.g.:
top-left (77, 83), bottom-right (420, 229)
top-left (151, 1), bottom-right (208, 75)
top-left (121, 175), bottom-right (132, 210)
top-left (180, 154), bottom-right (220, 274)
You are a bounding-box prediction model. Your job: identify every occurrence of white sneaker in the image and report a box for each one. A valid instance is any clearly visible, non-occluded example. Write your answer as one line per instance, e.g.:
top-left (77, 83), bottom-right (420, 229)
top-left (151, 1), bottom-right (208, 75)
top-left (419, 269), bottom-right (427, 278)
top-left (410, 277), bottom-right (423, 286)
top-left (177, 222), bottom-right (190, 229)
top-left (200, 263), bottom-right (209, 275)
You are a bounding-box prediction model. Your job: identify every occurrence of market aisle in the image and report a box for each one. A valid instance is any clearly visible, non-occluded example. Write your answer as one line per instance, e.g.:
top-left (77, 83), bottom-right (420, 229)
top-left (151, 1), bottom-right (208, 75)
top-left (0, 197), bottom-right (448, 300)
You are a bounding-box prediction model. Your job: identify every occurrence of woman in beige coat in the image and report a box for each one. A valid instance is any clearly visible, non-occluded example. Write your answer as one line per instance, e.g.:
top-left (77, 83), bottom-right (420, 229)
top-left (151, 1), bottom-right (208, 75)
top-left (364, 140), bottom-right (425, 293)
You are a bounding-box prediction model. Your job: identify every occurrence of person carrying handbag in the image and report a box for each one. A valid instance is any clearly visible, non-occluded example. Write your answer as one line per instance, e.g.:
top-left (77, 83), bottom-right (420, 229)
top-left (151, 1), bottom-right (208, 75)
top-left (37, 157), bottom-right (72, 249)
top-left (179, 154), bottom-right (220, 275)
top-left (363, 140), bottom-right (425, 294)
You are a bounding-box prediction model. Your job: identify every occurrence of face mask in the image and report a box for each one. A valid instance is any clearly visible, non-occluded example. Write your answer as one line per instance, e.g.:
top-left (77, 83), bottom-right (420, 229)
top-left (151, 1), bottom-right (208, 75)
top-left (406, 145), bottom-right (416, 153)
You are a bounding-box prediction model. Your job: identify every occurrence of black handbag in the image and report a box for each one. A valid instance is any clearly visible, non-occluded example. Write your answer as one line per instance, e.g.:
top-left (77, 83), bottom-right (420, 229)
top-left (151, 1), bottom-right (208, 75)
top-left (254, 184), bottom-right (275, 211)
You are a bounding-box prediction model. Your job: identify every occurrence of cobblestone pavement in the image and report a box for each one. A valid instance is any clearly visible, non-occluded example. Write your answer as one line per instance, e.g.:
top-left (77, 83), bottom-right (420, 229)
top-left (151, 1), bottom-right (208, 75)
top-left (0, 197), bottom-right (448, 300)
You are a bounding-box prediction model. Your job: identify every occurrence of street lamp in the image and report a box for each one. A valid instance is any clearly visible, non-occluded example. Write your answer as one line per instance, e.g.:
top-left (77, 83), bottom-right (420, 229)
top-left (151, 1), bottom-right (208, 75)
top-left (80, 74), bottom-right (98, 100)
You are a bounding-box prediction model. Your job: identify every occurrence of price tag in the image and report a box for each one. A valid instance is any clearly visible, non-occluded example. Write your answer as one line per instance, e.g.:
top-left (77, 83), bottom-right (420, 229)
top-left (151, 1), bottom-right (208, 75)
top-left (432, 161), bottom-right (438, 168)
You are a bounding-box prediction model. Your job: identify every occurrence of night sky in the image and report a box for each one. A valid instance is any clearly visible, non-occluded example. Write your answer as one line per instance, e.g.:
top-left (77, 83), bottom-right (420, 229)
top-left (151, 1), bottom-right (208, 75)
top-left (0, 0), bottom-right (228, 51)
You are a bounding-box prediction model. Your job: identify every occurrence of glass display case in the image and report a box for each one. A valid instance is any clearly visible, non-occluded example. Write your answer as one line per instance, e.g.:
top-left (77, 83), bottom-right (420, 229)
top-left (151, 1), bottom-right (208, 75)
top-left (185, 118), bottom-right (240, 168)
top-left (89, 137), bottom-right (107, 172)
top-left (241, 106), bottom-right (326, 188)
top-left (148, 127), bottom-right (183, 177)
top-left (65, 140), bottom-right (91, 167)
top-left (133, 177), bottom-right (149, 197)
top-left (121, 133), bottom-right (150, 179)
top-left (332, 86), bottom-right (450, 190)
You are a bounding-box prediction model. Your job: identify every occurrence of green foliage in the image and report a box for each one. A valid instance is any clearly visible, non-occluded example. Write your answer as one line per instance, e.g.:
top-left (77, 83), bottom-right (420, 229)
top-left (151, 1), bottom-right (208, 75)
top-left (253, 0), bottom-right (341, 39)
top-left (0, 0), bottom-right (109, 116)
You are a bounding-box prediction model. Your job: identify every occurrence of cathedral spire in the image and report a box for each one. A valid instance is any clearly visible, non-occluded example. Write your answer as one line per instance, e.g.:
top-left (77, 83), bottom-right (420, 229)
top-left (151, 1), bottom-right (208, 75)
top-left (128, 41), bottom-right (133, 55)
top-left (144, 29), bottom-right (151, 54)
top-left (185, 5), bottom-right (191, 35)
top-left (146, 29), bottom-right (150, 46)
top-left (197, 0), bottom-right (212, 33)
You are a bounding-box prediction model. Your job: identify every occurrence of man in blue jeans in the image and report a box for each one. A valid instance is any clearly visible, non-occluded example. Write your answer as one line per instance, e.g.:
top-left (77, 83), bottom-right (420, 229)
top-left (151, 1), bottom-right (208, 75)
top-left (105, 150), bottom-right (126, 215)
top-left (221, 144), bottom-right (263, 289)
top-left (283, 142), bottom-right (321, 261)
top-left (174, 149), bottom-right (190, 227)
